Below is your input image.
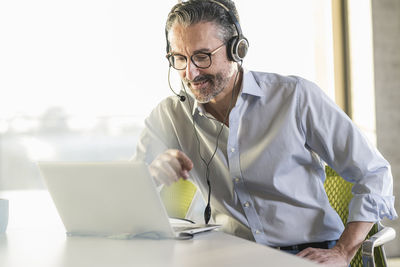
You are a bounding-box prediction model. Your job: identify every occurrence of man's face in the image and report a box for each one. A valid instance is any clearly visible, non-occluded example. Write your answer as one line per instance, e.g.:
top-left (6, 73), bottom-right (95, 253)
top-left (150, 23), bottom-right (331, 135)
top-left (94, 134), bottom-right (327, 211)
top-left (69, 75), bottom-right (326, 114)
top-left (168, 22), bottom-right (236, 103)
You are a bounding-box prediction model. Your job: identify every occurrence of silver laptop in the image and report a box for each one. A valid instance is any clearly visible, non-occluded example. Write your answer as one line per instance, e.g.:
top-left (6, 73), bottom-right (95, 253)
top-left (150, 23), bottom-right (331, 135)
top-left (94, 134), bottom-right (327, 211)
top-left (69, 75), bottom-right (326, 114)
top-left (38, 161), bottom-right (220, 239)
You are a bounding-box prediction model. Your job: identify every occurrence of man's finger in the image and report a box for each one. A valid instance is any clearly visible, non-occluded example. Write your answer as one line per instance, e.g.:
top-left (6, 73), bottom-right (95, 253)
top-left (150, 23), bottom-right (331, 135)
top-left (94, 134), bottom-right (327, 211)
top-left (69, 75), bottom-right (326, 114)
top-left (296, 247), bottom-right (314, 257)
top-left (161, 162), bottom-right (180, 184)
top-left (181, 169), bottom-right (189, 180)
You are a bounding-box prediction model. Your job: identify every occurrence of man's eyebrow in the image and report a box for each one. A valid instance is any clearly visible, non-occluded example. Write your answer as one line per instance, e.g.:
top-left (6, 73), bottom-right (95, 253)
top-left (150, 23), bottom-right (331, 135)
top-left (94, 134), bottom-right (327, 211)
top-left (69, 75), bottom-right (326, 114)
top-left (171, 48), bottom-right (211, 55)
top-left (193, 48), bottom-right (211, 54)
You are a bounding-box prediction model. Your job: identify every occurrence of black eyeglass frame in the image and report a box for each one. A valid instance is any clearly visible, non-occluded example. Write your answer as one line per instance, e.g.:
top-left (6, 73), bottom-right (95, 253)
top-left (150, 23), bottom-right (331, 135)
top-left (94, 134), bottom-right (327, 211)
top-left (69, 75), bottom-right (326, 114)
top-left (166, 43), bottom-right (226, 70)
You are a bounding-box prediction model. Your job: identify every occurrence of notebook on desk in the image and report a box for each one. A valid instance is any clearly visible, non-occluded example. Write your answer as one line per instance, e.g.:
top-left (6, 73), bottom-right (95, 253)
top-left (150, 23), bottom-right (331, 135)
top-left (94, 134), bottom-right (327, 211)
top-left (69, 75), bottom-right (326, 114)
top-left (37, 161), bottom-right (220, 239)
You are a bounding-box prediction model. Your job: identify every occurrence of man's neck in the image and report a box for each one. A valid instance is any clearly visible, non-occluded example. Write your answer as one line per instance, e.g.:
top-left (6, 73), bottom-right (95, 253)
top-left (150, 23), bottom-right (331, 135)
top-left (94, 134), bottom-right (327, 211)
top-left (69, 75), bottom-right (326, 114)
top-left (204, 70), bottom-right (243, 126)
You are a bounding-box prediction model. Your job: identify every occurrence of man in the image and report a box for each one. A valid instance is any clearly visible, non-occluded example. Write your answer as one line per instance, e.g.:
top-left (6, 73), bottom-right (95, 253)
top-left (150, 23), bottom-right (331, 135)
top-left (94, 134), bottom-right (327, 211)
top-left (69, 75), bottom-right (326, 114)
top-left (133, 0), bottom-right (397, 266)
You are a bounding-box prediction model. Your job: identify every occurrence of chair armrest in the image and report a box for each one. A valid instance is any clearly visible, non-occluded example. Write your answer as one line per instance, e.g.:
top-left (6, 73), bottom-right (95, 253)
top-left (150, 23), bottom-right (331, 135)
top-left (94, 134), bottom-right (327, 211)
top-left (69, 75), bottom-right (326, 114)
top-left (362, 226), bottom-right (396, 255)
top-left (361, 222), bottom-right (396, 266)
top-left (362, 224), bottom-right (396, 255)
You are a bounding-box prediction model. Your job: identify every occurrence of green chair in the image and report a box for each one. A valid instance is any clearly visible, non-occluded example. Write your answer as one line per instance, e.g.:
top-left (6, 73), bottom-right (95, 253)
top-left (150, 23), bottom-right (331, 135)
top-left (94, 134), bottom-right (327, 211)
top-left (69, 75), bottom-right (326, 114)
top-left (324, 166), bottom-right (396, 267)
top-left (160, 178), bottom-right (197, 219)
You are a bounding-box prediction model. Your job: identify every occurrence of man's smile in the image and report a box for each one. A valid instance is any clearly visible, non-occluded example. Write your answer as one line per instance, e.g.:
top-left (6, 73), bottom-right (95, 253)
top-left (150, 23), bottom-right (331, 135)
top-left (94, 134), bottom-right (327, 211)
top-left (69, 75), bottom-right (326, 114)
top-left (191, 79), bottom-right (209, 89)
top-left (186, 75), bottom-right (213, 90)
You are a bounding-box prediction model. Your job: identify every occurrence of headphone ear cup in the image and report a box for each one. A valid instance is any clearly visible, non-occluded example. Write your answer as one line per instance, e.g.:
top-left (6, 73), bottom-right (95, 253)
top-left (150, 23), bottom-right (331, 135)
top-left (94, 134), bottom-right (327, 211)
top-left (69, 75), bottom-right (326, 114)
top-left (236, 37), bottom-right (249, 60)
top-left (227, 36), bottom-right (249, 62)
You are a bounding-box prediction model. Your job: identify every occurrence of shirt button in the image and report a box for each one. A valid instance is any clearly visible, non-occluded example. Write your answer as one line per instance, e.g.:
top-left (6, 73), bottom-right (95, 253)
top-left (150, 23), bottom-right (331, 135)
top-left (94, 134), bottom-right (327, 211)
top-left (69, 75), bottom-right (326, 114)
top-left (244, 202), bottom-right (250, 207)
top-left (234, 177), bottom-right (240, 183)
top-left (199, 112), bottom-right (203, 116)
top-left (230, 147), bottom-right (235, 152)
top-left (255, 230), bottom-right (261, 234)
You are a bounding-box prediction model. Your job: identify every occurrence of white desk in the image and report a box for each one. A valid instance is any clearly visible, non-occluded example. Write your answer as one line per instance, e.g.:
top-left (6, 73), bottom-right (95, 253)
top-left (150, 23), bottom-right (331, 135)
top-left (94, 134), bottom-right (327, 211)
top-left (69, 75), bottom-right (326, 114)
top-left (0, 229), bottom-right (320, 267)
top-left (0, 190), bottom-right (318, 267)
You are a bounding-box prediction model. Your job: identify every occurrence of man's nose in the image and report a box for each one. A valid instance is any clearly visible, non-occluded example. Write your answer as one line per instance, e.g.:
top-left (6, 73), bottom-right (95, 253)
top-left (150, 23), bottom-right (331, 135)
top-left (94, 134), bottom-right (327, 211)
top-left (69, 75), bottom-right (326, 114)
top-left (185, 59), bottom-right (200, 81)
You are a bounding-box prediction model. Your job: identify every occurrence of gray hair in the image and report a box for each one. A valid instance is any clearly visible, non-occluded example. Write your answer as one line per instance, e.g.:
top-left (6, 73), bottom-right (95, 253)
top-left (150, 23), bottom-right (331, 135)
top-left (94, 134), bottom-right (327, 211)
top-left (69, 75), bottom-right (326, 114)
top-left (165, 0), bottom-right (240, 48)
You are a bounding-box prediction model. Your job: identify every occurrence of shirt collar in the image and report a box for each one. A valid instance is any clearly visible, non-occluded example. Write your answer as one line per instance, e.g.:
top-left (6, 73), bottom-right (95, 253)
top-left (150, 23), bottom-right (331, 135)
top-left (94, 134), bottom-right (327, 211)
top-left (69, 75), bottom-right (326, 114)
top-left (192, 100), bottom-right (205, 117)
top-left (241, 68), bottom-right (265, 97)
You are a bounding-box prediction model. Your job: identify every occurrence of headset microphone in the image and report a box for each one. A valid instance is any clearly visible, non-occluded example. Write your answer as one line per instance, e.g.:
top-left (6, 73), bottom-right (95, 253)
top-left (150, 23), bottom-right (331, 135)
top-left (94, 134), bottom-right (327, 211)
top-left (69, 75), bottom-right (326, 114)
top-left (168, 66), bottom-right (186, 102)
top-left (178, 95), bottom-right (186, 102)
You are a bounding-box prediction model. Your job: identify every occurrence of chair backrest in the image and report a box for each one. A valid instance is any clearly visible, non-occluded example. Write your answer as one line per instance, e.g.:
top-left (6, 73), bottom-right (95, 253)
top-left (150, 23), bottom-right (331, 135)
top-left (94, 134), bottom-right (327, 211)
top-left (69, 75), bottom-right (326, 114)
top-left (160, 179), bottom-right (197, 219)
top-left (324, 166), bottom-right (386, 267)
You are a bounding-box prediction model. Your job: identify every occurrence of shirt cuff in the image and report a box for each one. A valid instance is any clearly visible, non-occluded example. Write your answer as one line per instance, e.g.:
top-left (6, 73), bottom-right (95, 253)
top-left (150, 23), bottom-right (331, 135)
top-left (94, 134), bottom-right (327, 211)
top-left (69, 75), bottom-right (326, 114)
top-left (347, 194), bottom-right (398, 222)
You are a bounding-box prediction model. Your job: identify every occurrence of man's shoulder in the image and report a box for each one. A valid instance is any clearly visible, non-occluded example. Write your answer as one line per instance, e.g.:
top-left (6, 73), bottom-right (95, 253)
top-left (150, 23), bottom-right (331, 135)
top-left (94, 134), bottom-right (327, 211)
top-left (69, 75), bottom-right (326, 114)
top-left (248, 70), bottom-right (322, 94)
top-left (246, 70), bottom-right (313, 95)
top-left (155, 95), bottom-right (189, 111)
top-left (248, 70), bottom-right (298, 84)
top-left (147, 94), bottom-right (192, 122)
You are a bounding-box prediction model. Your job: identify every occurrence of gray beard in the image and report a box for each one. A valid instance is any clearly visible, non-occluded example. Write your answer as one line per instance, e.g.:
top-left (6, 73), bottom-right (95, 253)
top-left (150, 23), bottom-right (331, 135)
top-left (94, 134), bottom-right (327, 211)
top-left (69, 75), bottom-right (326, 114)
top-left (184, 72), bottom-right (228, 103)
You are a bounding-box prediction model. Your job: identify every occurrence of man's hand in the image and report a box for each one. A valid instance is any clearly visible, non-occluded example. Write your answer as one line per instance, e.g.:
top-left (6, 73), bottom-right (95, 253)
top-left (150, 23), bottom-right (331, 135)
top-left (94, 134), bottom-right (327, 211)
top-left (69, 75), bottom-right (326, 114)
top-left (148, 149), bottom-right (194, 186)
top-left (296, 246), bottom-right (348, 266)
top-left (297, 221), bottom-right (374, 266)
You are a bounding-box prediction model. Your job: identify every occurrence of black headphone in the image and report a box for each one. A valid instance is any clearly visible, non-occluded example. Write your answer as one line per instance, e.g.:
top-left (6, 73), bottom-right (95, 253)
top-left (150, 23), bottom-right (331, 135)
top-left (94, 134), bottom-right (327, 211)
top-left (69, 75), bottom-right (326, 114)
top-left (208, 0), bottom-right (249, 62)
top-left (165, 0), bottom-right (249, 63)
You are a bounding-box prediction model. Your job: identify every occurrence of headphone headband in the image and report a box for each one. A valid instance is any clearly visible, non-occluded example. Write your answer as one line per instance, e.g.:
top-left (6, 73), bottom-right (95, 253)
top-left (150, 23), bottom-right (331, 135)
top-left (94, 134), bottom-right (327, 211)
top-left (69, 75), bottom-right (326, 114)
top-left (206, 0), bottom-right (243, 38)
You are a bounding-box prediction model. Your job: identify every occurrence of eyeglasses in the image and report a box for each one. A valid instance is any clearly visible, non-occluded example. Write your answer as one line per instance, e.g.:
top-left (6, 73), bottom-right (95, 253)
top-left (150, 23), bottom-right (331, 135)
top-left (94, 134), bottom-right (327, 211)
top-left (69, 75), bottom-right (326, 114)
top-left (166, 43), bottom-right (225, 70)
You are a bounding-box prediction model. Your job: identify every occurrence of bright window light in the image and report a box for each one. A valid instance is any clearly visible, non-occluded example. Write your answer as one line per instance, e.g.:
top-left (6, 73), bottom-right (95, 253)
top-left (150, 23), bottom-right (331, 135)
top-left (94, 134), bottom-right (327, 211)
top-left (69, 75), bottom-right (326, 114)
top-left (346, 0), bottom-right (377, 145)
top-left (0, 1), bottom-right (336, 192)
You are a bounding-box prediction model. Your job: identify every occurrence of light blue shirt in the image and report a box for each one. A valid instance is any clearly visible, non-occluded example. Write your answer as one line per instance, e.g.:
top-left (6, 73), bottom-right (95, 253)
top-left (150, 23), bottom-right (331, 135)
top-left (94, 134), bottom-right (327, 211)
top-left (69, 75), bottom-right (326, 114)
top-left (134, 70), bottom-right (397, 246)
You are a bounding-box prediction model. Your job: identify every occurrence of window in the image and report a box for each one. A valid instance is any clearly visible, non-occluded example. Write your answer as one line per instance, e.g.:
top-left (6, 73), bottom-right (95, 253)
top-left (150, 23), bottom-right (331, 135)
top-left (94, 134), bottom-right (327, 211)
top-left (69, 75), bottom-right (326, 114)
top-left (0, 0), bottom-right (336, 190)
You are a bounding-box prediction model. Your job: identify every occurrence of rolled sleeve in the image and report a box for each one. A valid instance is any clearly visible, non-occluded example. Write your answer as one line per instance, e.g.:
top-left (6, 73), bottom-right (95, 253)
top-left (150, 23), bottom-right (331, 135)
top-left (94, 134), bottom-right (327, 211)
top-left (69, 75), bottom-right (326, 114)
top-left (348, 193), bottom-right (397, 222)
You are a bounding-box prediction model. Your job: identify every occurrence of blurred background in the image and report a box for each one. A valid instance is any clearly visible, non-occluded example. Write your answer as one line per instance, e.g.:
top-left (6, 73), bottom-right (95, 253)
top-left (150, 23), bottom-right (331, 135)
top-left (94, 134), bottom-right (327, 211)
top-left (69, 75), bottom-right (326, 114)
top-left (0, 0), bottom-right (399, 260)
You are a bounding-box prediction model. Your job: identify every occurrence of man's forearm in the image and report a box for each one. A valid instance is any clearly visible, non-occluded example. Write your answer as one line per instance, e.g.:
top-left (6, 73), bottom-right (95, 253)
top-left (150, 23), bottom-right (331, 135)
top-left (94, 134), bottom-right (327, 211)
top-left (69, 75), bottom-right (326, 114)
top-left (334, 221), bottom-right (374, 262)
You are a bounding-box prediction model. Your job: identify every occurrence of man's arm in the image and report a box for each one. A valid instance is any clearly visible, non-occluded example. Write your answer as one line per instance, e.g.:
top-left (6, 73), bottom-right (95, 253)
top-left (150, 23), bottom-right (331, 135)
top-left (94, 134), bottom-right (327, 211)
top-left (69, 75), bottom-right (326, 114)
top-left (297, 221), bottom-right (374, 266)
